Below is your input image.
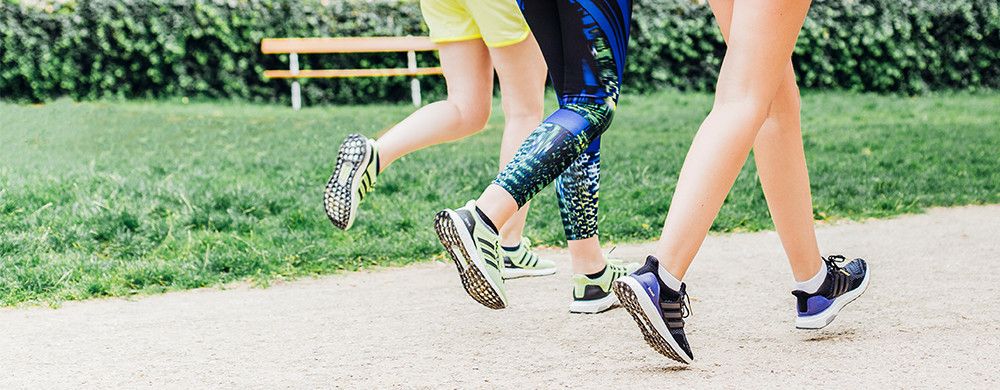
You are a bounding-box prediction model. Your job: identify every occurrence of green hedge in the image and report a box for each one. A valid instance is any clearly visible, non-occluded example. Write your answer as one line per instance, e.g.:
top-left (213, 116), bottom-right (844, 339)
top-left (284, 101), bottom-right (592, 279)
top-left (630, 0), bottom-right (999, 93)
top-left (0, 0), bottom-right (439, 103)
top-left (1, 0), bottom-right (997, 104)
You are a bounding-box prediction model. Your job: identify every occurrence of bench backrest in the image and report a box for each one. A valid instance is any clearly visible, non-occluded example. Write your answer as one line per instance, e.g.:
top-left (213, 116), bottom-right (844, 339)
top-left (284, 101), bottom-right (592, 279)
top-left (260, 36), bottom-right (442, 108)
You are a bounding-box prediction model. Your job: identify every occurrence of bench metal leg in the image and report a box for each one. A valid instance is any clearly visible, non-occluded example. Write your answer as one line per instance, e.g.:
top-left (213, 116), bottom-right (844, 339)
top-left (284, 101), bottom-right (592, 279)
top-left (292, 81), bottom-right (301, 111)
top-left (290, 53), bottom-right (301, 110)
top-left (408, 50), bottom-right (421, 107)
top-left (411, 78), bottom-right (421, 107)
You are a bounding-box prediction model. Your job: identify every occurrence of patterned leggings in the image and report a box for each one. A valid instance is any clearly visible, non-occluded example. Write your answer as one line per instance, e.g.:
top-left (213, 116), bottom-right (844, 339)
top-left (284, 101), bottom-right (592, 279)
top-left (498, 0), bottom-right (633, 241)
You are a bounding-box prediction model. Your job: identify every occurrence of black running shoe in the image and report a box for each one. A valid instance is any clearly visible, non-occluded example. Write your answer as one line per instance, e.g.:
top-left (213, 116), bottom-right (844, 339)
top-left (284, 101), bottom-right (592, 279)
top-left (792, 255), bottom-right (870, 329)
top-left (613, 256), bottom-right (694, 364)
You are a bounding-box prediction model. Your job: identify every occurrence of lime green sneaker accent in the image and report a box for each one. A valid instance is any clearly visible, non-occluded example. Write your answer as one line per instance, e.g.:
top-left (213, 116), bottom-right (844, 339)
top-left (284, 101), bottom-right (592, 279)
top-left (323, 134), bottom-right (378, 230)
top-left (569, 260), bottom-right (640, 314)
top-left (357, 138), bottom-right (378, 201)
top-left (434, 200), bottom-right (507, 309)
top-left (501, 237), bottom-right (557, 279)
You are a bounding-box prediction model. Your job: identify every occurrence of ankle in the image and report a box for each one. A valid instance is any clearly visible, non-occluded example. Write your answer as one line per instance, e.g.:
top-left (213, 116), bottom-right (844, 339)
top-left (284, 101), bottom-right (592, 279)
top-left (792, 264), bottom-right (826, 294)
top-left (500, 240), bottom-right (521, 251)
top-left (656, 265), bottom-right (683, 291)
top-left (475, 185), bottom-right (519, 229)
top-left (791, 257), bottom-right (824, 282)
top-left (572, 257), bottom-right (607, 275)
top-left (372, 143), bottom-right (393, 174)
top-left (473, 206), bottom-right (499, 234)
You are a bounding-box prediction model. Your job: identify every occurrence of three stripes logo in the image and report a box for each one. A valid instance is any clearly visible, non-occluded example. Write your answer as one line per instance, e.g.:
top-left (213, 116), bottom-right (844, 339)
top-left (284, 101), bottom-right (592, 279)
top-left (478, 237), bottom-right (499, 268)
top-left (831, 272), bottom-right (851, 297)
top-left (358, 170), bottom-right (374, 200)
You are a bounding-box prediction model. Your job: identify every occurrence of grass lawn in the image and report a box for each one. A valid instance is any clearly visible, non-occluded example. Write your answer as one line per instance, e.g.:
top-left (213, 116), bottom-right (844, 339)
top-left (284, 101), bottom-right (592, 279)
top-left (2, 91), bottom-right (998, 306)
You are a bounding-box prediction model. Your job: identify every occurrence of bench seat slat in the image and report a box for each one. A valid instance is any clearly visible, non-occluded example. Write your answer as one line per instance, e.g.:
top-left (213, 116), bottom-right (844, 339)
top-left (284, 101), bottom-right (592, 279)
top-left (264, 68), bottom-right (443, 79)
top-left (261, 37), bottom-right (437, 54)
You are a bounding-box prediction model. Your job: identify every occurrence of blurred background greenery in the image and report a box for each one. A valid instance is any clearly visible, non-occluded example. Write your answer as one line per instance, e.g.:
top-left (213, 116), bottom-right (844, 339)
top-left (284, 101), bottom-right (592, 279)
top-left (2, 0), bottom-right (997, 104)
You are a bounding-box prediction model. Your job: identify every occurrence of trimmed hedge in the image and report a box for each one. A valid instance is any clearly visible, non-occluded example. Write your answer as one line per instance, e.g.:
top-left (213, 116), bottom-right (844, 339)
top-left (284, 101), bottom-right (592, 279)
top-left (630, 0), bottom-right (999, 93)
top-left (1, 0), bottom-right (997, 104)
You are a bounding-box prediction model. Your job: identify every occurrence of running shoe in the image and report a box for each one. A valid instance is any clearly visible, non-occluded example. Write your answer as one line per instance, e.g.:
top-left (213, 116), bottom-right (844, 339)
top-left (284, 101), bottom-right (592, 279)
top-left (793, 255), bottom-right (870, 329)
top-left (434, 201), bottom-right (507, 309)
top-left (569, 260), bottom-right (639, 314)
top-left (613, 256), bottom-right (694, 364)
top-left (501, 237), bottom-right (557, 279)
top-left (323, 133), bottom-right (378, 230)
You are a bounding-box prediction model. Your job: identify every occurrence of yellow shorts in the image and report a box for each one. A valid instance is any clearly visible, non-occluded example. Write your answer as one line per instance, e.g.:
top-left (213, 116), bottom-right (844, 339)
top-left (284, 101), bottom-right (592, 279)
top-left (420, 0), bottom-right (530, 48)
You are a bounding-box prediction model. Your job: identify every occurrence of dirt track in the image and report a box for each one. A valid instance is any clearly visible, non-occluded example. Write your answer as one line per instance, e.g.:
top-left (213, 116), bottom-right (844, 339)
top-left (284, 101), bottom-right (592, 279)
top-left (2, 206), bottom-right (999, 388)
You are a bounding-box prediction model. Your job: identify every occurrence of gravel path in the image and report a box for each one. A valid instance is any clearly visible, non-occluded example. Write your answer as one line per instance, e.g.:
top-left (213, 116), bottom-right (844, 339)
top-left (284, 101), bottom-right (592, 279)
top-left (2, 206), bottom-right (998, 388)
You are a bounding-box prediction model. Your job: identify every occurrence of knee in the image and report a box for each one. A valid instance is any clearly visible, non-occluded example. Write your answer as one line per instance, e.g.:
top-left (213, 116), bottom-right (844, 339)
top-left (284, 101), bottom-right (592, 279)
top-left (501, 100), bottom-right (543, 125)
top-left (564, 98), bottom-right (616, 134)
top-left (711, 95), bottom-right (773, 129)
top-left (758, 90), bottom-right (802, 139)
top-left (452, 101), bottom-right (491, 134)
top-left (767, 85), bottom-right (801, 120)
top-left (593, 101), bottom-right (615, 132)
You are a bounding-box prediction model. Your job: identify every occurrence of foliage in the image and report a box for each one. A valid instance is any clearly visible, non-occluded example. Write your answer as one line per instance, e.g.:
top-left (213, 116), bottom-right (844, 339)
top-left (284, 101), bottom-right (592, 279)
top-left (0, 0), bottom-right (439, 103)
top-left (0, 0), bottom-right (997, 103)
top-left (629, 0), bottom-right (999, 93)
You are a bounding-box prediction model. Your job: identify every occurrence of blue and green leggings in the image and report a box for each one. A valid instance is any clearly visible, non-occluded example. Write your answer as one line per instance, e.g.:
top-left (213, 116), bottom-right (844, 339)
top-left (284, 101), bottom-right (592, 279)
top-left (500, 0), bottom-right (632, 241)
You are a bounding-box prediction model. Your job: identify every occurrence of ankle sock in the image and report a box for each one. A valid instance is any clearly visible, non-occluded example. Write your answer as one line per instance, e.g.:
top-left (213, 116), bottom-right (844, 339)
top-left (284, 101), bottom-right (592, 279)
top-left (474, 206), bottom-right (499, 234)
top-left (794, 266), bottom-right (827, 294)
top-left (501, 243), bottom-right (521, 252)
top-left (657, 266), bottom-right (683, 291)
top-left (585, 265), bottom-right (607, 279)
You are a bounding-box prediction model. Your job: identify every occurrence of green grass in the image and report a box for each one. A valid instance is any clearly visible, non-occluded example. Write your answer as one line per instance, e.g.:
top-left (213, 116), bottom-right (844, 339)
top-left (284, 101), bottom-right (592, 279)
top-left (1, 91), bottom-right (998, 306)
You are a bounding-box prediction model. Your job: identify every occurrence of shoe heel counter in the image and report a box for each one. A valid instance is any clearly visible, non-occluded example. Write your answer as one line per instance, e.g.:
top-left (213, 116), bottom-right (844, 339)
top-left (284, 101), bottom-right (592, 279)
top-left (575, 284), bottom-right (611, 301)
top-left (792, 291), bottom-right (835, 316)
top-left (571, 274), bottom-right (589, 298)
top-left (791, 290), bottom-right (811, 314)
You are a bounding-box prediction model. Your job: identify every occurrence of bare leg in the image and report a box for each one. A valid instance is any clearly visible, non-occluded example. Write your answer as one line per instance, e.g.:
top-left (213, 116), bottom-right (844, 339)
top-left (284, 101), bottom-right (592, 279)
top-left (489, 34), bottom-right (548, 247)
top-left (375, 36), bottom-right (546, 247)
top-left (652, 0), bottom-right (813, 280)
top-left (754, 65), bottom-right (823, 280)
top-left (568, 237), bottom-right (606, 274)
top-left (475, 181), bottom-right (520, 230)
top-left (498, 119), bottom-right (535, 247)
top-left (375, 40), bottom-right (494, 170)
top-left (490, 36), bottom-right (547, 246)
top-left (708, 0), bottom-right (822, 281)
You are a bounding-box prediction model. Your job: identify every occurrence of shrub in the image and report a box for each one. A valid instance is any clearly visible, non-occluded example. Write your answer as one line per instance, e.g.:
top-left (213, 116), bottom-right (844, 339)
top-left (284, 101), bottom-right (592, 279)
top-left (1, 0), bottom-right (996, 103)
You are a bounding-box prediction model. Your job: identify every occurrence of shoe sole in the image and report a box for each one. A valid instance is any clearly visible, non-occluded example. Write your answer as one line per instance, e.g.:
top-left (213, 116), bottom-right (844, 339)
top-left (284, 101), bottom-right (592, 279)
top-left (568, 293), bottom-right (618, 314)
top-left (501, 267), bottom-right (557, 279)
top-left (323, 134), bottom-right (372, 230)
top-left (613, 278), bottom-right (693, 364)
top-left (434, 210), bottom-right (507, 310)
top-left (795, 268), bottom-right (871, 329)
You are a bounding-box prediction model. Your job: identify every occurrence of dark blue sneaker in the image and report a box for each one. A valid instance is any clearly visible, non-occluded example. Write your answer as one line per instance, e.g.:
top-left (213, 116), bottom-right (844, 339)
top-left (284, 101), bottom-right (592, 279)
top-left (793, 255), bottom-right (870, 329)
top-left (612, 256), bottom-right (694, 364)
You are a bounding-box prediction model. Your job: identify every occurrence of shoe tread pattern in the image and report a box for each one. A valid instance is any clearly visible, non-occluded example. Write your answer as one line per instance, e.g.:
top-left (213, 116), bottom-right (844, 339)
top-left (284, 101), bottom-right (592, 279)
top-left (434, 211), bottom-right (506, 310)
top-left (323, 134), bottom-right (368, 230)
top-left (613, 280), bottom-right (689, 364)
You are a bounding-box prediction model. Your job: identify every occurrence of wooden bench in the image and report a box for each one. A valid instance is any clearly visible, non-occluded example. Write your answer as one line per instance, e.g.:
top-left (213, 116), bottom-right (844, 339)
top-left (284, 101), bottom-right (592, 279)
top-left (261, 37), bottom-right (443, 109)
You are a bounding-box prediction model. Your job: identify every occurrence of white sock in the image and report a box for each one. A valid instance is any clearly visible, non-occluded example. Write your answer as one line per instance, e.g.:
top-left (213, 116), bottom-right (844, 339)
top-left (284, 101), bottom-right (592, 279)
top-left (657, 266), bottom-right (683, 291)
top-left (794, 266), bottom-right (827, 294)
